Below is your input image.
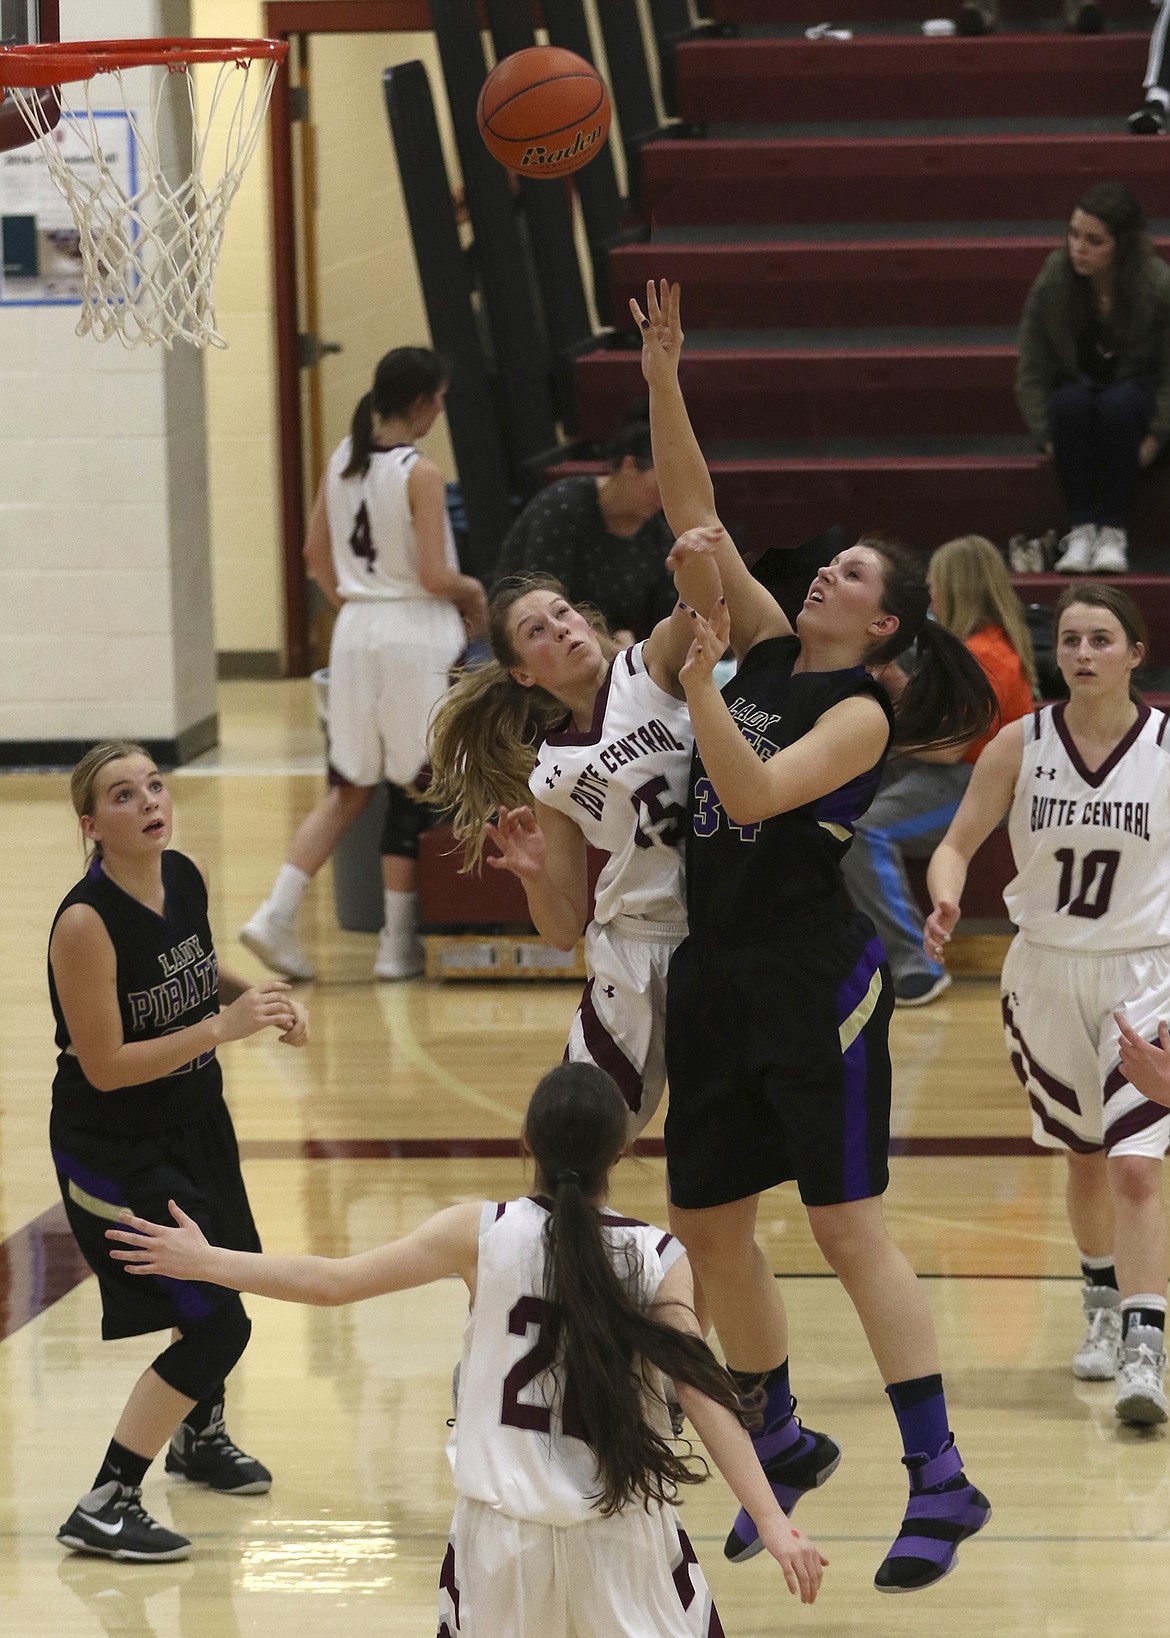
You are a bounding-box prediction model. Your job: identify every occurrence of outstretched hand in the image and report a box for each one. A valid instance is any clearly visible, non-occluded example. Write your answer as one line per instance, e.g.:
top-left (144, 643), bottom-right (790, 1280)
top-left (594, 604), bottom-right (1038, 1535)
top-left (1114, 1011), bottom-right (1170, 1109)
top-left (666, 524), bottom-right (725, 574)
top-left (923, 901), bottom-right (960, 962)
top-left (678, 598), bottom-right (731, 693)
top-left (629, 278), bottom-right (683, 384)
top-left (757, 1517), bottom-right (829, 1604)
top-left (483, 806), bottom-right (547, 881)
top-left (106, 1200), bottom-right (212, 1281)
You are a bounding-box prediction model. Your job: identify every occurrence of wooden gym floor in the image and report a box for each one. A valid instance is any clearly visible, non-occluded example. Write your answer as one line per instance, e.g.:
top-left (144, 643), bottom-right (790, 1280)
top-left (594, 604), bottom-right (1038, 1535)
top-left (1, 681), bottom-right (1167, 1638)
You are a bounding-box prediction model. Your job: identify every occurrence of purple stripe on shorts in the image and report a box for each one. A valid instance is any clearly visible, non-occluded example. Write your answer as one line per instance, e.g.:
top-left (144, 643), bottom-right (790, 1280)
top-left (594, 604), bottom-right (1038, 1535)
top-left (578, 979), bottom-right (644, 1115)
top-left (1001, 994), bottom-right (1081, 1114)
top-left (50, 1146), bottom-right (127, 1208)
top-left (1103, 1063), bottom-right (1127, 1104)
top-left (1106, 1098), bottom-right (1167, 1148)
top-left (838, 938), bottom-right (884, 1200)
top-left (1027, 1091), bottom-right (1101, 1154)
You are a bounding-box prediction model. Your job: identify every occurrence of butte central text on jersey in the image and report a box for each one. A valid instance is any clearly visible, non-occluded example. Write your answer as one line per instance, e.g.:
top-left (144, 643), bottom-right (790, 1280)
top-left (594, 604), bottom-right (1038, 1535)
top-left (1006, 702), bottom-right (1170, 950)
top-left (530, 643), bottom-right (693, 926)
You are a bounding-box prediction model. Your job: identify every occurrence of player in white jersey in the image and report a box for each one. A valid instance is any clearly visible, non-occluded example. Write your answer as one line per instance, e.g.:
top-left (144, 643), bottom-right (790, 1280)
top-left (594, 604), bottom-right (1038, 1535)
top-left (927, 584), bottom-right (1170, 1426)
top-left (106, 1063), bottom-right (826, 1635)
top-left (429, 545), bottom-right (723, 1135)
top-left (241, 349), bottom-right (487, 984)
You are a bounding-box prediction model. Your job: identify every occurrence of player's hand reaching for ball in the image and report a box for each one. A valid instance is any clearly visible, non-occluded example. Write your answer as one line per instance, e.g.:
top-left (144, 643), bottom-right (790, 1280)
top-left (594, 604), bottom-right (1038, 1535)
top-left (666, 525), bottom-right (726, 574)
top-left (758, 1517), bottom-right (828, 1605)
top-left (216, 981), bottom-right (299, 1045)
top-left (484, 806), bottom-right (547, 881)
top-left (630, 278), bottom-right (683, 382)
top-left (678, 598), bottom-right (731, 694)
top-left (923, 901), bottom-right (959, 963)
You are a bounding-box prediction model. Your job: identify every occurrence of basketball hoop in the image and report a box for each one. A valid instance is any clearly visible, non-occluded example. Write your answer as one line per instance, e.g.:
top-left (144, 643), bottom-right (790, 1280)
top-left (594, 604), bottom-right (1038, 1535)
top-left (0, 38), bottom-right (288, 348)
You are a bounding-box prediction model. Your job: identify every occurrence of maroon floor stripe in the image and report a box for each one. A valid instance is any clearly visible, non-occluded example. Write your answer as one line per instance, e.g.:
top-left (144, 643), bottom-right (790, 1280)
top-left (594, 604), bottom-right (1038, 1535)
top-left (236, 1135), bottom-right (1045, 1161)
top-left (0, 1136), bottom-right (1049, 1341)
top-left (0, 1201), bottom-right (91, 1344)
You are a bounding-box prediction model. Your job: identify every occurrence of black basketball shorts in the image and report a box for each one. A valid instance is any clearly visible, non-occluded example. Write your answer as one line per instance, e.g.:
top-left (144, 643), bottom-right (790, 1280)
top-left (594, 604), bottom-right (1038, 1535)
top-left (664, 908), bottom-right (894, 1210)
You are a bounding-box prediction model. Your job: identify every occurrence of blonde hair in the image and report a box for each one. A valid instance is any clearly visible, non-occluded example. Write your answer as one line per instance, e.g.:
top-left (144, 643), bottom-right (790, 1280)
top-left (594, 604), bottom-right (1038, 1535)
top-left (928, 535), bottom-right (1037, 691)
top-left (428, 576), bottom-right (615, 871)
top-left (70, 741), bottom-right (153, 862)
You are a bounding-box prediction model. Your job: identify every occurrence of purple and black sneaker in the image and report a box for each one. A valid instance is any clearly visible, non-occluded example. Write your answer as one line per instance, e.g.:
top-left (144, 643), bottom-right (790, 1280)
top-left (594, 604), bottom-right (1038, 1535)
top-left (724, 1400), bottom-right (841, 1563)
top-left (874, 1435), bottom-right (991, 1592)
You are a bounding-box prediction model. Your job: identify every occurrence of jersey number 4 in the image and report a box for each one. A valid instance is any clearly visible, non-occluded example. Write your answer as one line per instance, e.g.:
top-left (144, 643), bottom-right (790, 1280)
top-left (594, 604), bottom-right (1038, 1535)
top-left (1053, 847), bottom-right (1120, 920)
top-left (499, 1296), bottom-right (587, 1440)
top-left (349, 502), bottom-right (376, 572)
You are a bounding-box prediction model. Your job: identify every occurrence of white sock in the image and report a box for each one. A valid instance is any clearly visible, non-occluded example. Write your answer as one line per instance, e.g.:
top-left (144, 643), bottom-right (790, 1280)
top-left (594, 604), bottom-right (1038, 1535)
top-left (268, 863), bottom-right (310, 922)
top-left (382, 889), bottom-right (417, 938)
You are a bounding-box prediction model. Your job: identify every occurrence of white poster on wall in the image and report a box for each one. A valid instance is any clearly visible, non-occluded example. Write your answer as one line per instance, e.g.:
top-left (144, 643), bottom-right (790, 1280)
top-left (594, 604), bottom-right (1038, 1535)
top-left (0, 110), bottom-right (136, 304)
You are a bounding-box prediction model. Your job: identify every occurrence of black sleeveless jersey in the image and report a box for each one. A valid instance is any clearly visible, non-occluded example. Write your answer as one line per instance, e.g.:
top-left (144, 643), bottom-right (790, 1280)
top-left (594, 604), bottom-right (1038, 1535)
top-left (685, 635), bottom-right (895, 938)
top-left (48, 850), bottom-right (224, 1137)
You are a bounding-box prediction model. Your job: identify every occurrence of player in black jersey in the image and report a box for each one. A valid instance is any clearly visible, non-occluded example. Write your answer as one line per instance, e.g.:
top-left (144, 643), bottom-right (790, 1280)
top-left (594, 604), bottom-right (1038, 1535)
top-left (636, 280), bottom-right (997, 1593)
top-left (48, 743), bottom-right (308, 1562)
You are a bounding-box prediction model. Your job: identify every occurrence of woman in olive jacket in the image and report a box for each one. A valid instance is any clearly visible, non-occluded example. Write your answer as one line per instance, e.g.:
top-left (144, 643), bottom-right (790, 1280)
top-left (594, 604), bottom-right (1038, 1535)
top-left (1015, 181), bottom-right (1170, 575)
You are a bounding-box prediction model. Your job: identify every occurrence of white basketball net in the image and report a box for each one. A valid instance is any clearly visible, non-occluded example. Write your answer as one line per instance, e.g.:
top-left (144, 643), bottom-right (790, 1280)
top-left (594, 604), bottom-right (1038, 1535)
top-left (5, 55), bottom-right (280, 348)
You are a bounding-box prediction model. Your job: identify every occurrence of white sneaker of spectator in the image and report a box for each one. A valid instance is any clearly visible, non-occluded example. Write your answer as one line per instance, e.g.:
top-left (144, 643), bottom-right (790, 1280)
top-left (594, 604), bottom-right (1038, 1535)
top-left (1055, 524), bottom-right (1098, 574)
top-left (1090, 526), bottom-right (1128, 574)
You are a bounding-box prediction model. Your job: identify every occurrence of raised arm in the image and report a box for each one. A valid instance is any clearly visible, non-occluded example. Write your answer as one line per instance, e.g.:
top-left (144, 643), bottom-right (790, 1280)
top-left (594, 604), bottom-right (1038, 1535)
top-left (652, 1256), bottom-right (827, 1604)
top-left (632, 279), bottom-right (791, 657)
top-left (108, 1198), bottom-right (483, 1305)
top-left (925, 719), bottom-right (1023, 955)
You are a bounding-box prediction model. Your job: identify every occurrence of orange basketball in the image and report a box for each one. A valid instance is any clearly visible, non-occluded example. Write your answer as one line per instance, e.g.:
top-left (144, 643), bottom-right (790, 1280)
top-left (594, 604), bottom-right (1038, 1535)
top-left (477, 45), bottom-right (611, 179)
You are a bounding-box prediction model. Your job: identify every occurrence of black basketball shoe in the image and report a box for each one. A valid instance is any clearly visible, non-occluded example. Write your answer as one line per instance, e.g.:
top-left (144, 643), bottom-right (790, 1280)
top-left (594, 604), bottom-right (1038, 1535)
top-left (57, 1481), bottom-right (191, 1562)
top-left (165, 1404), bottom-right (272, 1494)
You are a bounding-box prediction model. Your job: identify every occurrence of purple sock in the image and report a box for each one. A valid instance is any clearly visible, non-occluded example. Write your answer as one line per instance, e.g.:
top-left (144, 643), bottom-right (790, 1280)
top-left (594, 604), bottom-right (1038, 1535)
top-left (886, 1373), bottom-right (950, 1469)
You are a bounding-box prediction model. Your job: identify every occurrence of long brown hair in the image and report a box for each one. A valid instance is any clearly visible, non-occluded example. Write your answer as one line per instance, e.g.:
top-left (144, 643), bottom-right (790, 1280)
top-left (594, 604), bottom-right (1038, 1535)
top-left (929, 534), bottom-right (1037, 690)
top-left (862, 536), bottom-right (1000, 752)
top-left (341, 346), bottom-right (450, 478)
top-left (427, 576), bottom-right (616, 870)
top-left (523, 1063), bottom-right (745, 1515)
top-left (1054, 583), bottom-right (1148, 705)
top-left (70, 741), bottom-right (151, 864)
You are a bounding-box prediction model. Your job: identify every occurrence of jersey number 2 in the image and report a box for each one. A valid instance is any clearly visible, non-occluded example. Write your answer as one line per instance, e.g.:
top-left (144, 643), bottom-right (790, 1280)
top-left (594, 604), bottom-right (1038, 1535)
top-left (499, 1296), bottom-right (586, 1440)
top-left (1053, 847), bottom-right (1120, 920)
top-left (349, 502), bottom-right (376, 571)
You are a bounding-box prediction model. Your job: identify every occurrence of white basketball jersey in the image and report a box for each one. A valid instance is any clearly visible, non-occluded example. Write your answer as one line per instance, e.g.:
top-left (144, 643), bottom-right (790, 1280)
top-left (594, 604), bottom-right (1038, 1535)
top-left (530, 643), bottom-right (692, 926)
top-left (1005, 702), bottom-right (1170, 951)
top-left (447, 1196), bottom-right (684, 1527)
top-left (325, 438), bottom-right (459, 602)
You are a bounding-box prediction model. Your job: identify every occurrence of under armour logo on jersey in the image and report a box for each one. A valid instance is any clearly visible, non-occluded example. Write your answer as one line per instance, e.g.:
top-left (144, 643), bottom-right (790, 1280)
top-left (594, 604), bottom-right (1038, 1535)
top-left (1035, 766), bottom-right (1057, 780)
top-left (603, 984), bottom-right (615, 999)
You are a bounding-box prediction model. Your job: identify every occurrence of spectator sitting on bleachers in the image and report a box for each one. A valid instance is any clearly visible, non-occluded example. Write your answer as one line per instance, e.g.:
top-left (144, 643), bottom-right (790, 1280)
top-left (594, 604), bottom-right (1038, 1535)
top-left (1129, 0), bottom-right (1170, 133)
top-left (841, 534), bottom-right (1035, 1006)
top-left (492, 415), bottom-right (674, 643)
top-left (1015, 181), bottom-right (1170, 576)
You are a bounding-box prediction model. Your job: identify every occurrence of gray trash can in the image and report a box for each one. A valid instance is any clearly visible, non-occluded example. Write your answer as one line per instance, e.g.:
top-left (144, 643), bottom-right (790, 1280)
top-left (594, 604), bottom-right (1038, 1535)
top-left (313, 669), bottom-right (386, 934)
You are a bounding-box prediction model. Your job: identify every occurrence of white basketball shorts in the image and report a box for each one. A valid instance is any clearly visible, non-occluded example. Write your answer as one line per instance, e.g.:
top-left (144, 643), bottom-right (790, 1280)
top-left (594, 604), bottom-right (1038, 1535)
top-left (567, 914), bottom-right (686, 1138)
top-left (436, 1495), bottom-right (724, 1638)
top-left (1001, 934), bottom-right (1170, 1158)
top-left (327, 597), bottom-right (464, 788)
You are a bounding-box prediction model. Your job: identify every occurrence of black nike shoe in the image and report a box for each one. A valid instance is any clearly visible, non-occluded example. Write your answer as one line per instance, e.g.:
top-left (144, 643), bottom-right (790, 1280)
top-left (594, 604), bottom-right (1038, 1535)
top-left (165, 1405), bottom-right (272, 1494)
top-left (57, 1481), bottom-right (191, 1562)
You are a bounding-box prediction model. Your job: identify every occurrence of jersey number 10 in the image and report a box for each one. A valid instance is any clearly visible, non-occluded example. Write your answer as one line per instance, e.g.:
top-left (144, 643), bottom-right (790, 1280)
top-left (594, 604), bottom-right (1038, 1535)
top-left (1053, 847), bottom-right (1120, 920)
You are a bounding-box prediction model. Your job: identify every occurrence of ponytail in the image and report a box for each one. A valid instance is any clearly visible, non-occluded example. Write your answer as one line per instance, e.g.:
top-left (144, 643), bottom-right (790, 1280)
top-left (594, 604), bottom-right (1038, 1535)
top-left (865, 535), bottom-right (998, 754)
top-left (427, 660), bottom-right (561, 869)
top-left (526, 1065), bottom-right (746, 1516)
top-left (341, 391), bottom-right (377, 479)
